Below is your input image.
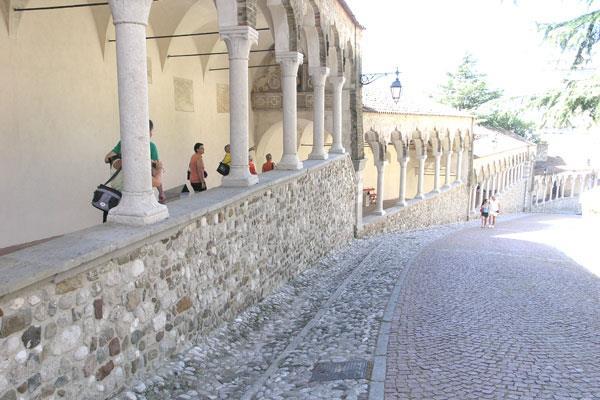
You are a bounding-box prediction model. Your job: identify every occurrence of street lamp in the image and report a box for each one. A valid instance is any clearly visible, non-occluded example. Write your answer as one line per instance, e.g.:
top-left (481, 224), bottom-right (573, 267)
top-left (360, 67), bottom-right (402, 103)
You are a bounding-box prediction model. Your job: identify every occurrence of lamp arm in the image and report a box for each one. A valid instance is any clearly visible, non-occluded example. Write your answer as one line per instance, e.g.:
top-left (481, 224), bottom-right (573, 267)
top-left (360, 72), bottom-right (392, 86)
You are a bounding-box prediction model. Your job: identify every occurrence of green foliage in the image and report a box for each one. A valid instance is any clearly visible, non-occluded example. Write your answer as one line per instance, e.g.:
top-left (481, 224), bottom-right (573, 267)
top-left (479, 110), bottom-right (537, 141)
top-left (541, 7), bottom-right (600, 68)
top-left (535, 76), bottom-right (600, 127)
top-left (538, 1), bottom-right (600, 127)
top-left (439, 54), bottom-right (503, 111)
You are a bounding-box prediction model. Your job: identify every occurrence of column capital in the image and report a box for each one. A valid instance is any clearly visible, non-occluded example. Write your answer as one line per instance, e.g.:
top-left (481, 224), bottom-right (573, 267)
top-left (309, 66), bottom-right (330, 87)
top-left (433, 152), bottom-right (442, 158)
top-left (444, 149), bottom-right (454, 155)
top-left (418, 155), bottom-right (427, 161)
top-left (329, 74), bottom-right (346, 87)
top-left (108, 0), bottom-right (152, 25)
top-left (220, 26), bottom-right (258, 60)
top-left (399, 157), bottom-right (410, 165)
top-left (276, 51), bottom-right (304, 77)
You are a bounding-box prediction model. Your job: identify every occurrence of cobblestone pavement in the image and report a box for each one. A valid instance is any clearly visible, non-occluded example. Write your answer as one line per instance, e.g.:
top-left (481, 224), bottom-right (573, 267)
top-left (114, 219), bottom-right (470, 400)
top-left (115, 214), bottom-right (600, 400)
top-left (386, 214), bottom-right (600, 400)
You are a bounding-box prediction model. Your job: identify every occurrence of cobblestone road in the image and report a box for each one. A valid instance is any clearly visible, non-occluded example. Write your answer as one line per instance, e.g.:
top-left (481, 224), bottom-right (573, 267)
top-left (116, 214), bottom-right (600, 400)
top-left (386, 214), bottom-right (600, 400)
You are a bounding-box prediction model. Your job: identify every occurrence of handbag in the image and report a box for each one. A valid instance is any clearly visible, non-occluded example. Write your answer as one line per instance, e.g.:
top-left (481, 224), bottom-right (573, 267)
top-left (92, 169), bottom-right (122, 212)
top-left (217, 162), bottom-right (230, 176)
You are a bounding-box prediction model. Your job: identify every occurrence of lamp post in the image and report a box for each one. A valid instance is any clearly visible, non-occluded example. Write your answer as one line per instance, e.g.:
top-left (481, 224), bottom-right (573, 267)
top-left (360, 67), bottom-right (402, 103)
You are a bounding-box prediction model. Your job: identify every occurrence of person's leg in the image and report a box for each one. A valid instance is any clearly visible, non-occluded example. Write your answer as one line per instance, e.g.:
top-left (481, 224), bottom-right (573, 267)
top-left (103, 210), bottom-right (108, 223)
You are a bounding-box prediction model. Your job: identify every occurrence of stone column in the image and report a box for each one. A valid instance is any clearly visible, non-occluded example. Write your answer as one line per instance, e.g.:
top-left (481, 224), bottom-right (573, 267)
top-left (374, 161), bottom-right (387, 216)
top-left (570, 175), bottom-right (576, 197)
top-left (455, 150), bottom-right (463, 184)
top-left (220, 26), bottom-right (259, 187)
top-left (432, 152), bottom-right (442, 193)
top-left (559, 178), bottom-right (566, 198)
top-left (470, 185), bottom-right (477, 214)
top-left (416, 155), bottom-right (427, 199)
top-left (329, 75), bottom-right (346, 154)
top-left (542, 179), bottom-right (548, 204)
top-left (484, 178), bottom-right (490, 200)
top-left (443, 150), bottom-right (453, 189)
top-left (398, 157), bottom-right (409, 206)
top-left (578, 174), bottom-right (586, 195)
top-left (276, 51), bottom-right (304, 170)
top-left (107, 0), bottom-right (168, 225)
top-left (309, 67), bottom-right (330, 160)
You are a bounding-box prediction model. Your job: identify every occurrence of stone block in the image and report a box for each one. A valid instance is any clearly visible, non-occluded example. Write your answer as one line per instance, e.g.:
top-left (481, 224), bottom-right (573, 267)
top-left (21, 325), bottom-right (41, 349)
top-left (175, 296), bottom-right (192, 314)
top-left (55, 276), bottom-right (83, 295)
top-left (0, 309), bottom-right (32, 338)
top-left (95, 360), bottom-right (114, 381)
top-left (108, 337), bottom-right (121, 356)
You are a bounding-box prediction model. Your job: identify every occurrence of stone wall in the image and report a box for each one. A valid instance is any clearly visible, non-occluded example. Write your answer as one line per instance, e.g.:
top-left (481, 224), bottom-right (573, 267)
top-left (360, 184), bottom-right (470, 237)
top-left (496, 180), bottom-right (528, 215)
top-left (531, 197), bottom-right (582, 215)
top-left (0, 157), bottom-right (356, 400)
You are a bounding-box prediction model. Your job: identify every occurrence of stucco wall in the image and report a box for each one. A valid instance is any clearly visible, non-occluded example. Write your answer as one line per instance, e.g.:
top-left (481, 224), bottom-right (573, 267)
top-left (0, 6), bottom-right (271, 248)
top-left (0, 157), bottom-right (356, 400)
top-left (360, 184), bottom-right (470, 237)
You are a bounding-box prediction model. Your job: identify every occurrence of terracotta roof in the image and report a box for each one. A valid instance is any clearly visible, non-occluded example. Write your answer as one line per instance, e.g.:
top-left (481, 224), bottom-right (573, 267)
top-left (362, 83), bottom-right (473, 118)
top-left (473, 125), bottom-right (531, 158)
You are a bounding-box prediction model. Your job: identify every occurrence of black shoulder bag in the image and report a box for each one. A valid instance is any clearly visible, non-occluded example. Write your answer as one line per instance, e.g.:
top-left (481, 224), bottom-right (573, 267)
top-left (92, 169), bottom-right (122, 212)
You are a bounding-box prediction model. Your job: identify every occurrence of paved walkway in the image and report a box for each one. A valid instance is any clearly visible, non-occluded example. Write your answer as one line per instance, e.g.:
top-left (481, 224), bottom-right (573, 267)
top-left (385, 214), bottom-right (600, 400)
top-left (117, 214), bottom-right (600, 400)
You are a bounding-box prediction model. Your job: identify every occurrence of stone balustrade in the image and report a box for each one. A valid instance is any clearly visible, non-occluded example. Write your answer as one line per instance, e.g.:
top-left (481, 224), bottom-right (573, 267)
top-left (0, 156), bottom-right (355, 400)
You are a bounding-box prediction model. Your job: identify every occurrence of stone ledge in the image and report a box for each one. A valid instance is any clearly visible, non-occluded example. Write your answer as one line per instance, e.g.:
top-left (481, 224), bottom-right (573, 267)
top-left (0, 155), bottom-right (348, 299)
top-left (363, 182), bottom-right (464, 225)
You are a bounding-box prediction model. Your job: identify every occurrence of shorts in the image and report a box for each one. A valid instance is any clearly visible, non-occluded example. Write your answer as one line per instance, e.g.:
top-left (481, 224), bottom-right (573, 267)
top-left (481, 212), bottom-right (489, 218)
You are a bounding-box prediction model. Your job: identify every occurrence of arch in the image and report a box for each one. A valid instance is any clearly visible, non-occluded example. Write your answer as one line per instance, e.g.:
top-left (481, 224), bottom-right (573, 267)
top-left (327, 24), bottom-right (343, 75)
top-left (302, 0), bottom-right (326, 68)
top-left (261, 0), bottom-right (298, 52)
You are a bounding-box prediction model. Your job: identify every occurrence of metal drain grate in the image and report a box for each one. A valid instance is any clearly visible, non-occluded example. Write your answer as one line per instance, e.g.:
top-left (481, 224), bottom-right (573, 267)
top-left (309, 359), bottom-right (373, 382)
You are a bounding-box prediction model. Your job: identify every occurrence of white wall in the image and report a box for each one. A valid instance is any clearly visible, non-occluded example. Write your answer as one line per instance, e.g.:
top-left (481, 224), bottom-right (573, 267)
top-left (0, 7), bottom-right (256, 248)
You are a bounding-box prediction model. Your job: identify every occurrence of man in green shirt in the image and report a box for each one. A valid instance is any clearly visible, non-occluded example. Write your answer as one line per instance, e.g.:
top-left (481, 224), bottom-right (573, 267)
top-left (104, 120), bottom-right (165, 203)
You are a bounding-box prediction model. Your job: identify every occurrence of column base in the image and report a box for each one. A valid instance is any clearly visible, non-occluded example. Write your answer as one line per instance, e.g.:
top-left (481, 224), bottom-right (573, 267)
top-left (396, 200), bottom-right (407, 207)
top-left (308, 151), bottom-right (328, 160)
top-left (277, 154), bottom-right (303, 170)
top-left (222, 173), bottom-right (259, 187)
top-left (108, 191), bottom-right (169, 225)
top-left (373, 209), bottom-right (386, 216)
top-left (329, 146), bottom-right (345, 155)
top-left (415, 194), bottom-right (426, 200)
top-left (441, 184), bottom-right (451, 190)
top-left (432, 188), bottom-right (441, 194)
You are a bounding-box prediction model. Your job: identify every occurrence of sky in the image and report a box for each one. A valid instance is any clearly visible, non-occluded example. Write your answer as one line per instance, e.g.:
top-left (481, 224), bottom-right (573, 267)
top-left (344, 0), bottom-right (595, 98)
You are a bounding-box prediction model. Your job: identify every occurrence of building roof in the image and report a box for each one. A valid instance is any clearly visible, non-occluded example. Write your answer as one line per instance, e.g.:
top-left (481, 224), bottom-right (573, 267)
top-left (362, 83), bottom-right (473, 118)
top-left (473, 125), bottom-right (532, 158)
top-left (337, 0), bottom-right (365, 30)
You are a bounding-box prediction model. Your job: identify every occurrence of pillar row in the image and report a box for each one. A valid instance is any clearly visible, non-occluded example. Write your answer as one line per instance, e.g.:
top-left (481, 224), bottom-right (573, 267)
top-left (433, 152), bottom-right (442, 193)
top-left (375, 162), bottom-right (387, 216)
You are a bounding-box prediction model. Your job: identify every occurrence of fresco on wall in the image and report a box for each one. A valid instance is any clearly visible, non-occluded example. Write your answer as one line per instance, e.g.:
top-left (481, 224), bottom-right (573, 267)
top-left (174, 77), bottom-right (194, 112)
top-left (217, 83), bottom-right (230, 113)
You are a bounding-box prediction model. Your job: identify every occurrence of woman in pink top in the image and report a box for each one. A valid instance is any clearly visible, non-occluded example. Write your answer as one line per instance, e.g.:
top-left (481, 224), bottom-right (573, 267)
top-left (188, 143), bottom-right (206, 192)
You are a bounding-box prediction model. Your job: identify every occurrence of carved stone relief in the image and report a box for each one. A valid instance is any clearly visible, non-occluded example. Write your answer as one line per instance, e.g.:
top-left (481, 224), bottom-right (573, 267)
top-left (217, 83), bottom-right (230, 114)
top-left (174, 77), bottom-right (194, 112)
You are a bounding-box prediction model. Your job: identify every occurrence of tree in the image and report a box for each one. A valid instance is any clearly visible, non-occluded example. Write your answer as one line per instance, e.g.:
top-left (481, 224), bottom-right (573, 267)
top-left (479, 110), bottom-right (538, 141)
top-left (542, 2), bottom-right (600, 68)
top-left (538, 1), bottom-right (600, 126)
top-left (439, 54), bottom-right (503, 111)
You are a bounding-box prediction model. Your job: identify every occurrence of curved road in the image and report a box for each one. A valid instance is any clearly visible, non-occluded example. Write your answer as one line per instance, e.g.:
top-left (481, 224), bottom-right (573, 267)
top-left (385, 214), bottom-right (600, 399)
